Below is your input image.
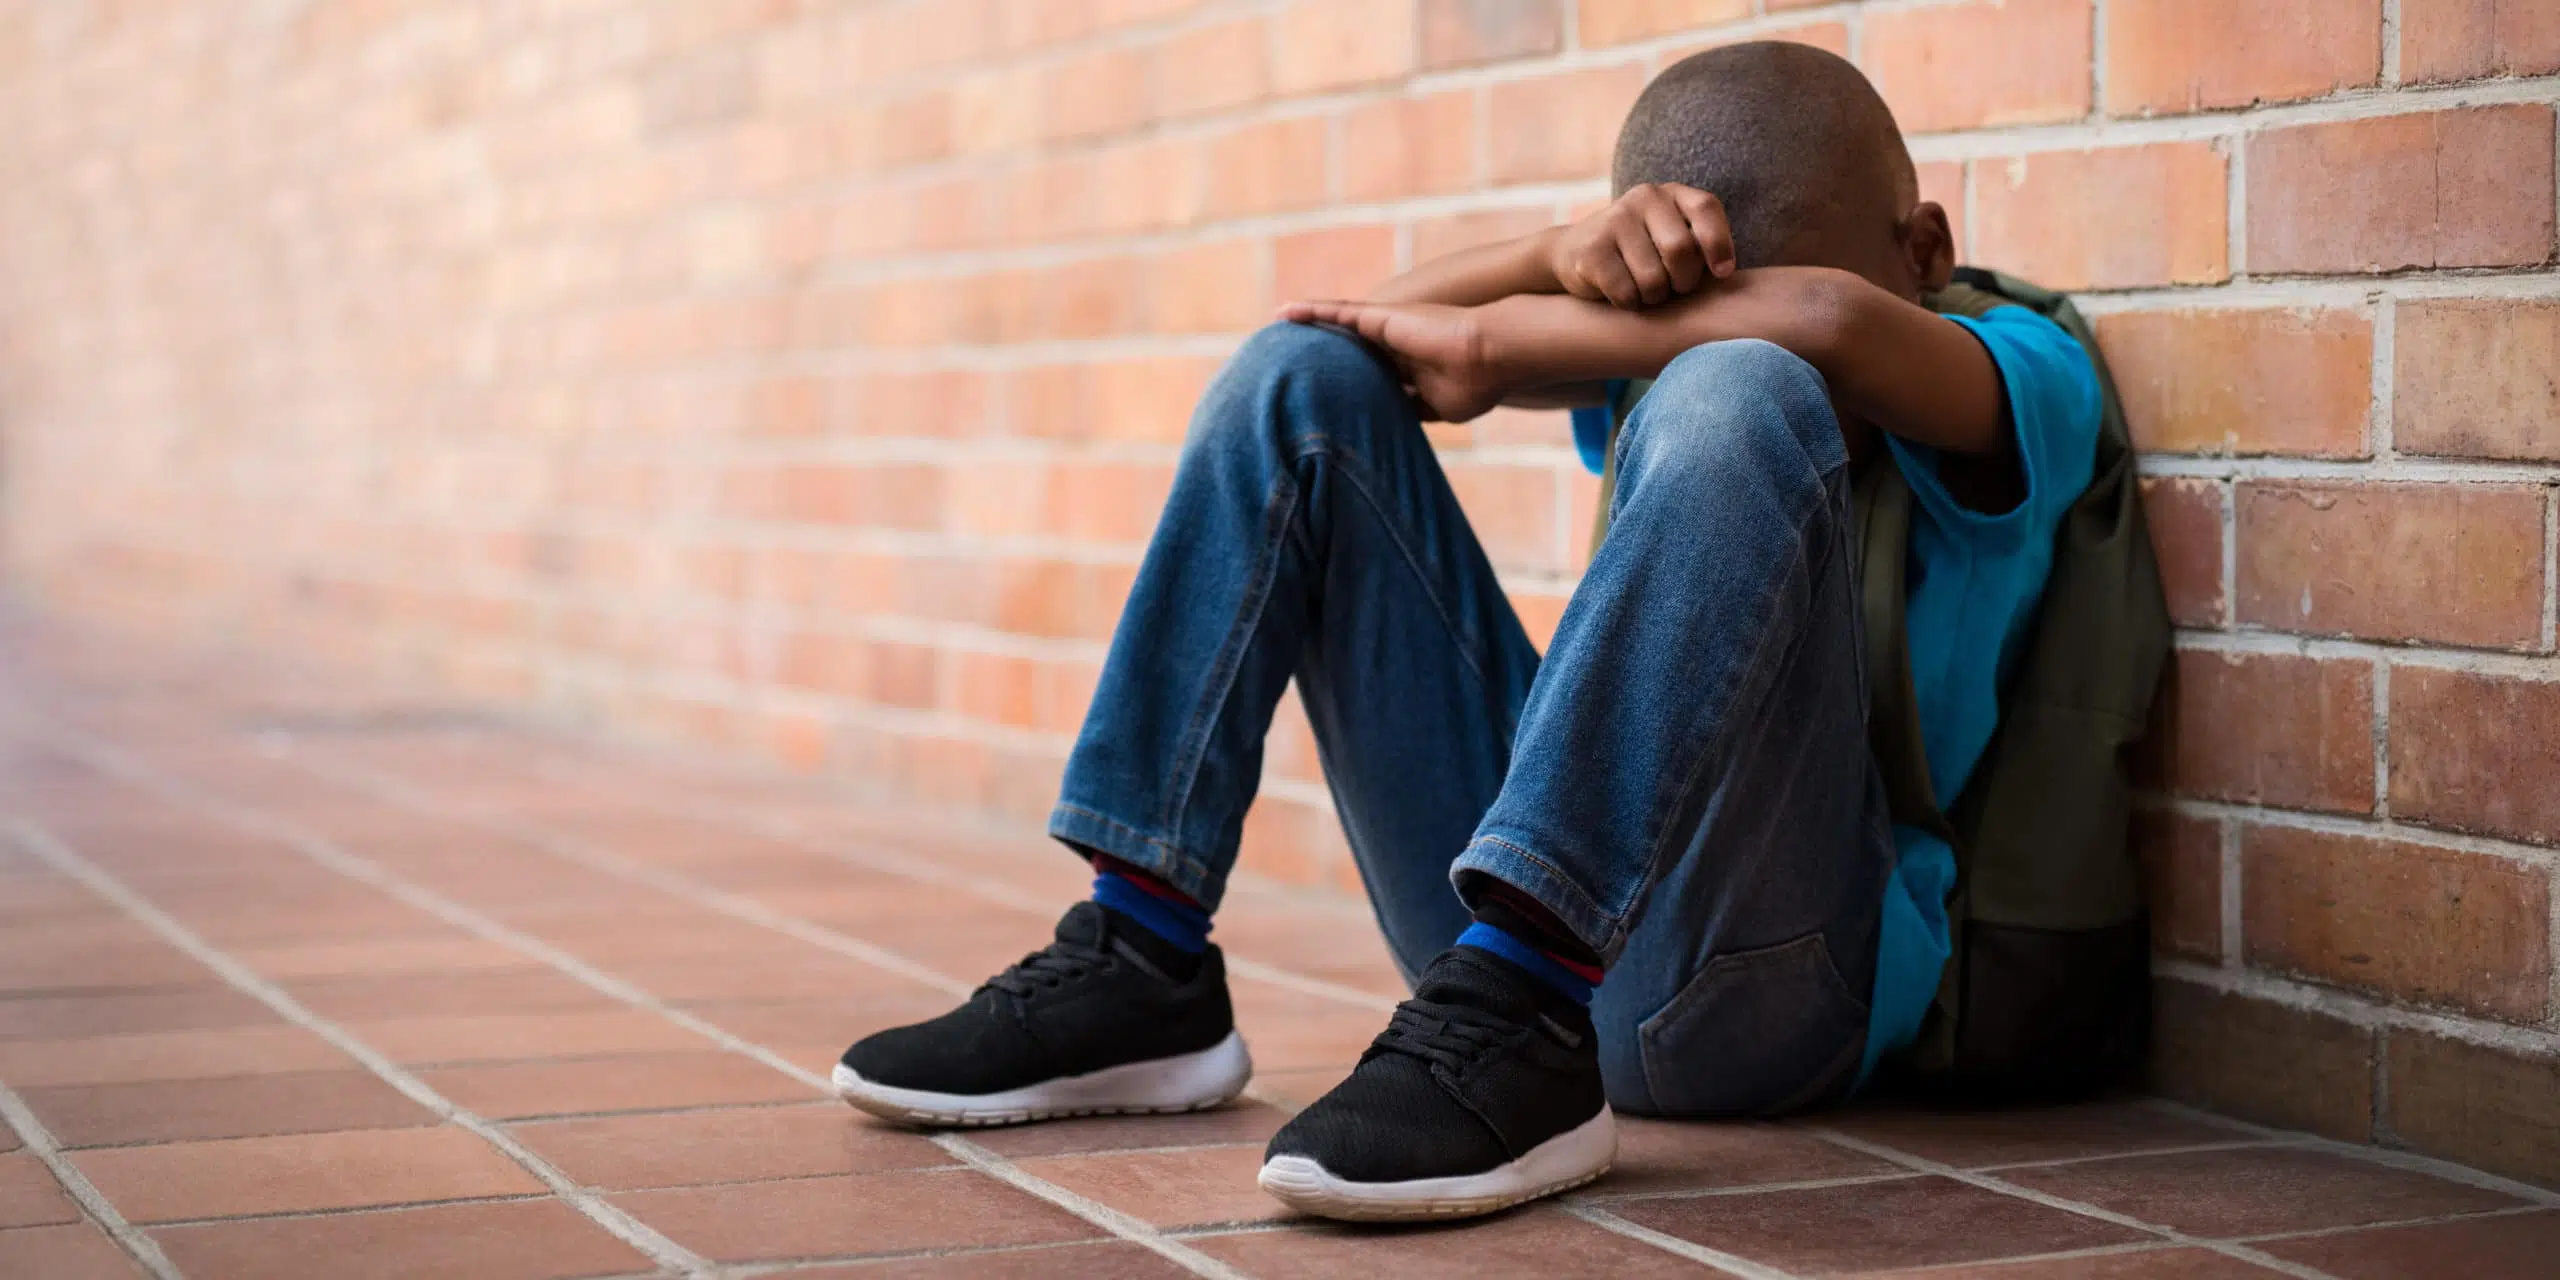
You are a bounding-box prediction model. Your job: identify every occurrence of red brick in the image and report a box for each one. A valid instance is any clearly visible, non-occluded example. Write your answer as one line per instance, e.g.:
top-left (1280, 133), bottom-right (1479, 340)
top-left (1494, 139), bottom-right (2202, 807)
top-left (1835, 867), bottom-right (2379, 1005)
top-left (2105, 0), bottom-right (2382, 115)
top-left (1341, 91), bottom-right (1477, 202)
top-left (1412, 207), bottom-right (1556, 263)
top-left (1444, 462), bottom-right (1562, 574)
top-left (2243, 824), bottom-right (2550, 1021)
top-left (2148, 979), bottom-right (2376, 1142)
top-left (2139, 476), bottom-right (2228, 627)
top-left (1158, 18), bottom-right (1269, 118)
top-left (1009, 358), bottom-right (1219, 445)
top-left (2247, 106), bottom-right (2557, 274)
top-left (953, 653), bottom-right (1103, 736)
top-left (1972, 143), bottom-right (2230, 289)
top-left (2098, 308), bottom-right (2373, 457)
top-left (1420, 0), bottom-right (1561, 68)
top-left (1038, 46), bottom-right (1153, 143)
top-left (2386, 1031), bottom-right (2560, 1187)
top-left (1273, 0), bottom-right (1418, 94)
top-left (2401, 0), bottom-right (2560, 83)
top-left (1665, 19), bottom-right (1852, 63)
top-left (2389, 667), bottom-right (2560, 846)
top-left (1577, 0), bottom-right (1751, 47)
top-left (2234, 481), bottom-right (2545, 650)
top-left (1087, 138), bottom-right (1208, 236)
top-left (2134, 810), bottom-right (2224, 961)
top-left (1487, 65), bottom-right (1647, 185)
top-left (1865, 0), bottom-right (2093, 133)
top-left (1146, 238), bottom-right (1266, 334)
top-left (2395, 298), bottom-right (2560, 461)
top-left (1205, 117), bottom-right (1330, 219)
top-left (2151, 649), bottom-right (2374, 814)
top-left (1275, 225), bottom-right (1397, 301)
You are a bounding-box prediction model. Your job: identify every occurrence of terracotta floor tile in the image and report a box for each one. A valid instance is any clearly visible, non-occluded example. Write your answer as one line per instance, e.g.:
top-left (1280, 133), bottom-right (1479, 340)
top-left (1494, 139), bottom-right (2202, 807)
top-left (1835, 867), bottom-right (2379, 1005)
top-left (284, 969), bottom-right (619, 1021)
top-left (511, 1103), bottom-right (950, 1189)
top-left (1192, 1206), bottom-right (1723, 1277)
top-left (417, 1050), bottom-right (819, 1119)
top-left (21, 1069), bottom-right (437, 1147)
top-left (1613, 1174), bottom-right (2146, 1274)
top-left (1231, 988), bottom-right (1393, 1072)
top-left (154, 1196), bottom-right (653, 1280)
top-left (1599, 1117), bottom-right (1900, 1197)
top-left (686, 991), bottom-right (958, 1048)
top-left (0, 939), bottom-right (209, 992)
top-left (604, 953), bottom-right (898, 1004)
top-left (1244, 1065), bottom-right (1355, 1110)
top-left (71, 1125), bottom-right (545, 1223)
top-left (0, 1154), bottom-right (80, 1228)
top-left (792, 1240), bottom-right (1199, 1278)
top-left (1878, 1244), bottom-right (2288, 1277)
top-left (2254, 1207), bottom-right (2560, 1278)
top-left (0, 986), bottom-right (279, 1040)
top-left (611, 1167), bottom-right (1102, 1262)
top-left (1014, 1143), bottom-right (1291, 1229)
top-left (342, 1010), bottom-right (709, 1065)
top-left (1825, 1099), bottom-right (2259, 1169)
top-left (0, 1223), bottom-right (148, 1279)
top-left (968, 1100), bottom-right (1290, 1158)
top-left (233, 937), bottom-right (535, 979)
top-left (0, 1025), bottom-right (352, 1087)
top-left (1998, 1147), bottom-right (2523, 1238)
top-left (1, 1123), bottom-right (17, 1154)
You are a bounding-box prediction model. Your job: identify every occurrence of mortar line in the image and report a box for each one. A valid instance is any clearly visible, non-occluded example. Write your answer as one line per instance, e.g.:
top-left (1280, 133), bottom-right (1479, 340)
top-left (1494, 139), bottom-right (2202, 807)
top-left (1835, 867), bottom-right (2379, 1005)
top-left (2218, 811), bottom-right (2244, 966)
top-left (4, 815), bottom-right (715, 1280)
top-left (1557, 1202), bottom-right (1803, 1280)
top-left (1801, 1127), bottom-right (2342, 1280)
top-left (2153, 956), bottom-right (2560, 1064)
top-left (2371, 659), bottom-right (2391, 819)
top-left (0, 1074), bottom-right (183, 1280)
top-left (2380, 0), bottom-right (2403, 86)
top-left (2147, 795), bottom-right (2560, 875)
top-left (36, 729), bottom-right (1254, 1280)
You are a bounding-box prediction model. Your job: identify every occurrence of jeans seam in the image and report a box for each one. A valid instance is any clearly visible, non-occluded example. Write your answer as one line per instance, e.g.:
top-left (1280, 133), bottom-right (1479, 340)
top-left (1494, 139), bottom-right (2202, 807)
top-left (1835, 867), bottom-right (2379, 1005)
top-left (1290, 434), bottom-right (1507, 698)
top-left (1610, 476), bottom-right (1844, 952)
top-left (1156, 465), bottom-right (1299, 853)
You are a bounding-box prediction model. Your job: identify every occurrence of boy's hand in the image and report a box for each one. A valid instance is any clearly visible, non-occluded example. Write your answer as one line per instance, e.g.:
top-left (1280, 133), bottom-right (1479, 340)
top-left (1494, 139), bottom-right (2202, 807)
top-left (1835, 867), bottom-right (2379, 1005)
top-left (1547, 183), bottom-right (1737, 310)
top-left (1278, 300), bottom-right (1504, 423)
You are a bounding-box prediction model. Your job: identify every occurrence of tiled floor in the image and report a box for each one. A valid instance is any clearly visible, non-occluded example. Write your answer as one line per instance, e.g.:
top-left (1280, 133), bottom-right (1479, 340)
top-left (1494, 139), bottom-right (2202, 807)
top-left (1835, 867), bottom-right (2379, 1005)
top-left (1, 623), bottom-right (2554, 1279)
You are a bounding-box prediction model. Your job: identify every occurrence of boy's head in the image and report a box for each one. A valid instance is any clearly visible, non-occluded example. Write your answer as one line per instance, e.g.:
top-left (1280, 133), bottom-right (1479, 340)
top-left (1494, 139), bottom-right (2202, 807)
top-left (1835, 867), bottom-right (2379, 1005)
top-left (1613, 42), bottom-right (1952, 299)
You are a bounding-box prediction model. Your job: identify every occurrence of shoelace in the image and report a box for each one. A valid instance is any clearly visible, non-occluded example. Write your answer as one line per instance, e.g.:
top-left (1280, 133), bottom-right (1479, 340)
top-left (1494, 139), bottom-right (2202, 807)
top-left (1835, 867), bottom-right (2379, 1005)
top-left (1369, 999), bottom-right (1517, 1076)
top-left (980, 938), bottom-right (1115, 1007)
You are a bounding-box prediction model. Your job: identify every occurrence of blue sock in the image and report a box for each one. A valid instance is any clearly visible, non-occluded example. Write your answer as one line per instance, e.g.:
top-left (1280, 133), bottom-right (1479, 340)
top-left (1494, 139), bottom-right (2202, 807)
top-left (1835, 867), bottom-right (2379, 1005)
top-left (1458, 921), bottom-right (1598, 1006)
top-left (1091, 866), bottom-right (1211, 954)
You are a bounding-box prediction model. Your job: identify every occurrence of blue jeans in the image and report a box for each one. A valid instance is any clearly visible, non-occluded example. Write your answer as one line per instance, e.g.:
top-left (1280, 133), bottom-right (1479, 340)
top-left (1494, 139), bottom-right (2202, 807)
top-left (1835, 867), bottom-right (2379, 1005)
top-left (1051, 323), bottom-right (1895, 1117)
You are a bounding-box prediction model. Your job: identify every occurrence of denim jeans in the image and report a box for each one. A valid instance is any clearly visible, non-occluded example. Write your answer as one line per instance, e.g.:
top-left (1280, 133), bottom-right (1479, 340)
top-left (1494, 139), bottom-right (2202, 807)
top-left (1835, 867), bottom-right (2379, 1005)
top-left (1050, 323), bottom-right (1895, 1116)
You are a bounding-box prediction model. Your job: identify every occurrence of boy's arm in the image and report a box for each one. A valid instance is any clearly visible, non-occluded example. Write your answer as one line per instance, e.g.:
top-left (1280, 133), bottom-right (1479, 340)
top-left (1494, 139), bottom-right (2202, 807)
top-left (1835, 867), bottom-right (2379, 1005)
top-left (1289, 267), bottom-right (2008, 456)
top-left (1366, 228), bottom-right (1564, 307)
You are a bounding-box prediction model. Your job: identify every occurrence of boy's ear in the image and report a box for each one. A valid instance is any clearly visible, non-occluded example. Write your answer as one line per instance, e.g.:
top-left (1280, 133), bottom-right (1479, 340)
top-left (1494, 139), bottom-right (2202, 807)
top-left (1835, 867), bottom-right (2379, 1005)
top-left (1902, 202), bottom-right (1957, 293)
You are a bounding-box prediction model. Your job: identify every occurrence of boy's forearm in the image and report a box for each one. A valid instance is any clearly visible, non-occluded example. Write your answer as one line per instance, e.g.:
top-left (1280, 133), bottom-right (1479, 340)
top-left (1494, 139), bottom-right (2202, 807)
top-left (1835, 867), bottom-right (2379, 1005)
top-left (1474, 268), bottom-right (1853, 388)
top-left (1368, 228), bottom-right (1565, 306)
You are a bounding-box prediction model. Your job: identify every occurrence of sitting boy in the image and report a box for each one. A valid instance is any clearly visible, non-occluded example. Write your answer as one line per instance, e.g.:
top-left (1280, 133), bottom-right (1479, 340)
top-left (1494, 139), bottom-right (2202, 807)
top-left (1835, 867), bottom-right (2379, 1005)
top-left (835, 41), bottom-right (2103, 1220)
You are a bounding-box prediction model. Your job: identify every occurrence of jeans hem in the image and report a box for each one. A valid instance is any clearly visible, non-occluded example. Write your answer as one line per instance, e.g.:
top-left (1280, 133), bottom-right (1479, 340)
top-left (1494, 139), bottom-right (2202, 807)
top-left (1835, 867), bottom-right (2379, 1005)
top-left (1047, 804), bottom-right (1228, 911)
top-left (1450, 832), bottom-right (1620, 965)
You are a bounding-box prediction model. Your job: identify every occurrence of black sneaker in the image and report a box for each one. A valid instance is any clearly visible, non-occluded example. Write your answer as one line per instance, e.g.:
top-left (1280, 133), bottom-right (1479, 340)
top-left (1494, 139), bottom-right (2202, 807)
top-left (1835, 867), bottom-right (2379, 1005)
top-left (833, 901), bottom-right (1251, 1126)
top-left (1257, 945), bottom-right (1613, 1220)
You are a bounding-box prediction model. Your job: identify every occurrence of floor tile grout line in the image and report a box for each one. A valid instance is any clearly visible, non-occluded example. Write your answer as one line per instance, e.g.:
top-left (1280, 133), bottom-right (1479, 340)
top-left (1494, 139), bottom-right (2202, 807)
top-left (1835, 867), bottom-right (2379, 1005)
top-left (1557, 1202), bottom-right (1803, 1280)
top-left (1968, 1136), bottom-right (2286, 1173)
top-left (2230, 1201), bottom-right (2558, 1246)
top-left (1573, 1170), bottom-right (1920, 1206)
top-left (0, 1074), bottom-right (184, 1280)
top-left (5, 815), bottom-right (717, 1280)
top-left (126, 1191), bottom-right (558, 1231)
top-left (514, 753), bottom-right (1401, 1013)
top-left (1803, 1126), bottom-right (2344, 1280)
top-left (54, 731), bottom-right (1251, 1280)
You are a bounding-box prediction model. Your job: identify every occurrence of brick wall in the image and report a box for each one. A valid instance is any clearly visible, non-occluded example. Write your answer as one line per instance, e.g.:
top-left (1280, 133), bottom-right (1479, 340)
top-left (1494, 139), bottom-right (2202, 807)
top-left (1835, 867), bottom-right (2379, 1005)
top-left (2, 0), bottom-right (2556, 1182)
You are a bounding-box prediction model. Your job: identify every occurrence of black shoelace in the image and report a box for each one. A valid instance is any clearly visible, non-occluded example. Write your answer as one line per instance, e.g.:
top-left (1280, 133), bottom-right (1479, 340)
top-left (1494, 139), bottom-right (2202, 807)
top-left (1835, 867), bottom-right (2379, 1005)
top-left (1370, 999), bottom-right (1517, 1075)
top-left (981, 938), bottom-right (1115, 1007)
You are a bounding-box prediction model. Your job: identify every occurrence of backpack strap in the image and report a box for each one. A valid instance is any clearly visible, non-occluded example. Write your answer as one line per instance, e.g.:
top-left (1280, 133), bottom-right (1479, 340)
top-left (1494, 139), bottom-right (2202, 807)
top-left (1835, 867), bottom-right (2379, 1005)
top-left (1852, 455), bottom-right (1957, 847)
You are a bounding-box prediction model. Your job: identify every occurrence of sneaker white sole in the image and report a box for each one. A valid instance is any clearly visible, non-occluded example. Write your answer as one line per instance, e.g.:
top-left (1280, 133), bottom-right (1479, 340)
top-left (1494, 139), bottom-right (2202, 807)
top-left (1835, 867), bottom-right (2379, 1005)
top-left (832, 1030), bottom-right (1253, 1128)
top-left (1256, 1106), bottom-right (1616, 1221)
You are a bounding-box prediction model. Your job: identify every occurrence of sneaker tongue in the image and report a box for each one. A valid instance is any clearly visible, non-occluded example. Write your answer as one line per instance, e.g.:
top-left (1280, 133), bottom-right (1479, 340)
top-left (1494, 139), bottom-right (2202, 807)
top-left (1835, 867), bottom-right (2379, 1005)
top-left (1054, 899), bottom-right (1111, 948)
top-left (1418, 946), bottom-right (1546, 1022)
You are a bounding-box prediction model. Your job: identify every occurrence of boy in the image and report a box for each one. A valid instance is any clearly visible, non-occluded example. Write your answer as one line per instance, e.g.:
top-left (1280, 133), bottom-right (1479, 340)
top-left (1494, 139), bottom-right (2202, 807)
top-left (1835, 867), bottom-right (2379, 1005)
top-left (835, 41), bottom-right (2102, 1221)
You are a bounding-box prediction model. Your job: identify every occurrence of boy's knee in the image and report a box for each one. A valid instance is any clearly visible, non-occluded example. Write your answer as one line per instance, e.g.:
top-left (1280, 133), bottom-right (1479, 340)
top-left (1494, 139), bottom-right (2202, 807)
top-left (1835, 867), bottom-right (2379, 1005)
top-left (1189, 322), bottom-right (1408, 455)
top-left (1623, 339), bottom-right (1842, 476)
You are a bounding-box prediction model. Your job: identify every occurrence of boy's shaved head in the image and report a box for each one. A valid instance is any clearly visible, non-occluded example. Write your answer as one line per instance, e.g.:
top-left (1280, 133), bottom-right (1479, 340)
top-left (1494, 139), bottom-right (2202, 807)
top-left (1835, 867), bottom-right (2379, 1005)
top-left (1613, 42), bottom-right (1917, 270)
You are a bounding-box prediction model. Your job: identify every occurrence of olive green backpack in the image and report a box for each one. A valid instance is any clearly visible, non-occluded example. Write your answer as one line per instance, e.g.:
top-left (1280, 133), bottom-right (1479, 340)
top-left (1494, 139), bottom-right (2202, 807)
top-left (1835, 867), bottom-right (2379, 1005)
top-left (1588, 267), bottom-right (2170, 1097)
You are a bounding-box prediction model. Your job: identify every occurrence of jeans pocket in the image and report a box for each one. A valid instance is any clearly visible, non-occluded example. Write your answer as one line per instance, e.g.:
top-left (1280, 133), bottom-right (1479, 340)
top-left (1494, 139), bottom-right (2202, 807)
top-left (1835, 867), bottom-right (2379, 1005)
top-left (1637, 931), bottom-right (1869, 1117)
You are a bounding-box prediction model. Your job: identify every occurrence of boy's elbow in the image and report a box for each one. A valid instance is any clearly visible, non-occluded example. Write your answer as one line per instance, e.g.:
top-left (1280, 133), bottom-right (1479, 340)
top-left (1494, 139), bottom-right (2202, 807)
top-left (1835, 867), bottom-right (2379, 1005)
top-left (1773, 268), bottom-right (1869, 374)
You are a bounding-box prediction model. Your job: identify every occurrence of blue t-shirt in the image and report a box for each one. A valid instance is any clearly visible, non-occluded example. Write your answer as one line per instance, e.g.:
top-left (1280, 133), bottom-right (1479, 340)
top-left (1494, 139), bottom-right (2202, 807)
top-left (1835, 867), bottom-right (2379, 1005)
top-left (1569, 305), bottom-right (2101, 1089)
